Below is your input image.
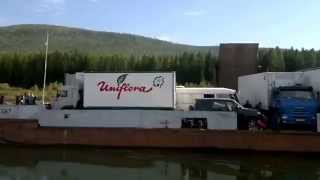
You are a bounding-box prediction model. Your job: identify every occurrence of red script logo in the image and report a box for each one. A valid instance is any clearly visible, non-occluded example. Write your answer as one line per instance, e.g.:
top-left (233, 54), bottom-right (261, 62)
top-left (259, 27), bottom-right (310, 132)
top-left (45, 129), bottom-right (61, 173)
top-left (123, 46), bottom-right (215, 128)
top-left (97, 74), bottom-right (153, 100)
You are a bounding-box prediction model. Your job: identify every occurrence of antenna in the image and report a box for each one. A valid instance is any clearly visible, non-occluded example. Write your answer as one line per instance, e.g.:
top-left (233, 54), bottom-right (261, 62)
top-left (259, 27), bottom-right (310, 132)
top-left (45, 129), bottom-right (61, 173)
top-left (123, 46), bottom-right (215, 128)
top-left (42, 31), bottom-right (49, 105)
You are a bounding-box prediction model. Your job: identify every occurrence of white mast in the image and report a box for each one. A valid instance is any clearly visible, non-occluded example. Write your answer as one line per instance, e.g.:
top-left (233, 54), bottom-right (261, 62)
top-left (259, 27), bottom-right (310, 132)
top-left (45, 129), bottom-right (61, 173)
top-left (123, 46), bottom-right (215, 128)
top-left (42, 31), bottom-right (49, 105)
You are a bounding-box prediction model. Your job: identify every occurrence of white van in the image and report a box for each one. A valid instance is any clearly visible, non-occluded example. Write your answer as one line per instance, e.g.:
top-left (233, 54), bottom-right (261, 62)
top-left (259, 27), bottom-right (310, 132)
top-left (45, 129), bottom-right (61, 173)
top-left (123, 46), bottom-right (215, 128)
top-left (176, 86), bottom-right (238, 111)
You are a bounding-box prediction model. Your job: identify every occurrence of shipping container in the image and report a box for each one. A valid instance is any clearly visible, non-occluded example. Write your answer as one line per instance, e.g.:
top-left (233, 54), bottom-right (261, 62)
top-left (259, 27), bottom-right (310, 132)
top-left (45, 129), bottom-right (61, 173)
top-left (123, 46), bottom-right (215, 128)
top-left (238, 72), bottom-right (304, 110)
top-left (83, 72), bottom-right (176, 108)
top-left (302, 69), bottom-right (320, 95)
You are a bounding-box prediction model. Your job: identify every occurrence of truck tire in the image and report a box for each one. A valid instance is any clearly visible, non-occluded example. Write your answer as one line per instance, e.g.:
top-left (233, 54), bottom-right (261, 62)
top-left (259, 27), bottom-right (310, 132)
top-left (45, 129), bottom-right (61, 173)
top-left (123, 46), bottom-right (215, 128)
top-left (311, 121), bottom-right (317, 132)
top-left (271, 113), bottom-right (281, 131)
top-left (237, 115), bottom-right (248, 130)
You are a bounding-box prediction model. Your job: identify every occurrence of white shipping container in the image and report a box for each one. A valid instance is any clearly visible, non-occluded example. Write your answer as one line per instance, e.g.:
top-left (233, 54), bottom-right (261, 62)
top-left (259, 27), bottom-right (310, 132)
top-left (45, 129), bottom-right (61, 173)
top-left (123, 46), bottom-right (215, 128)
top-left (83, 72), bottom-right (176, 108)
top-left (302, 69), bottom-right (320, 94)
top-left (238, 72), bottom-right (304, 110)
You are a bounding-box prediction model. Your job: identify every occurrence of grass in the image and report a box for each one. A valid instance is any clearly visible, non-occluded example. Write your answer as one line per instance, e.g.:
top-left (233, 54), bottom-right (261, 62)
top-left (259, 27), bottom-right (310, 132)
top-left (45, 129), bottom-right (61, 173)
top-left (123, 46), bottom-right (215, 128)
top-left (0, 83), bottom-right (62, 105)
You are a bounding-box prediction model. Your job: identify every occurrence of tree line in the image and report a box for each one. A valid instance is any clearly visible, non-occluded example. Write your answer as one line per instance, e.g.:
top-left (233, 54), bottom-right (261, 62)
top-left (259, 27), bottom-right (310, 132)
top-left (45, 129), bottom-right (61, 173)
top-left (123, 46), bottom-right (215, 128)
top-left (0, 47), bottom-right (320, 88)
top-left (0, 50), bottom-right (217, 88)
top-left (258, 47), bottom-right (320, 72)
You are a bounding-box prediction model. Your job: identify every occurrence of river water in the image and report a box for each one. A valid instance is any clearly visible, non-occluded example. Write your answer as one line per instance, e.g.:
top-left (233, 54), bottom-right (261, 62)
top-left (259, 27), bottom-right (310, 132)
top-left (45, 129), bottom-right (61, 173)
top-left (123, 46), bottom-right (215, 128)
top-left (0, 146), bottom-right (319, 180)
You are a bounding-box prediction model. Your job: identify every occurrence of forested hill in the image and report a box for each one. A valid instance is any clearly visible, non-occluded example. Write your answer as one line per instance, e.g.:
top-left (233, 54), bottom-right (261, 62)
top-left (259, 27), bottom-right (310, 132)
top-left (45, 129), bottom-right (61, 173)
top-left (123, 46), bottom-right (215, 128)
top-left (0, 24), bottom-right (218, 56)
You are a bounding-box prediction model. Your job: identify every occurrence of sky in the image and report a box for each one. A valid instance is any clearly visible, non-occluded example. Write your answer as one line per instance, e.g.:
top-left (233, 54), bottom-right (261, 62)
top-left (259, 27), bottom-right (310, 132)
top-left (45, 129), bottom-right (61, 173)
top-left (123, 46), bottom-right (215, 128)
top-left (1, 0), bottom-right (320, 49)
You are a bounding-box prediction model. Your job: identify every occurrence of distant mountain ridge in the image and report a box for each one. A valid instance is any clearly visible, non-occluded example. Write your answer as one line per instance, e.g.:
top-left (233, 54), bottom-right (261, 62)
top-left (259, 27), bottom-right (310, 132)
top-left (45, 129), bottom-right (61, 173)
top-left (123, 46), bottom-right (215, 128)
top-left (0, 24), bottom-right (219, 56)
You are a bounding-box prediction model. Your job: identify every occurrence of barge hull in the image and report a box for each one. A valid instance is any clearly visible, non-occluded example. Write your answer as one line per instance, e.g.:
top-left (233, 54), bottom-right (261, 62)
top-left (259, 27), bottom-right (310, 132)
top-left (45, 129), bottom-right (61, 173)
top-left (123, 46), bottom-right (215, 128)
top-left (0, 119), bottom-right (320, 153)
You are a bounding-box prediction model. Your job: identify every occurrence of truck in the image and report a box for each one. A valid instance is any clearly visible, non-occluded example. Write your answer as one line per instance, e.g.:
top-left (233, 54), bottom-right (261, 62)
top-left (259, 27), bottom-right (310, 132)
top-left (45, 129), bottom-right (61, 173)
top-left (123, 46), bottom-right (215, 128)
top-left (53, 72), bottom-right (176, 109)
top-left (238, 72), bottom-right (319, 130)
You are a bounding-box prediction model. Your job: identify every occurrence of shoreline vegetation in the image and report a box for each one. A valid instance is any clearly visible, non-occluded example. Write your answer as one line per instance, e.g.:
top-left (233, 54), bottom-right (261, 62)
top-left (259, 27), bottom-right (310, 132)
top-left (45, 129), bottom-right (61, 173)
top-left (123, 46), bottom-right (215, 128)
top-left (0, 51), bottom-right (218, 89)
top-left (0, 83), bottom-right (61, 104)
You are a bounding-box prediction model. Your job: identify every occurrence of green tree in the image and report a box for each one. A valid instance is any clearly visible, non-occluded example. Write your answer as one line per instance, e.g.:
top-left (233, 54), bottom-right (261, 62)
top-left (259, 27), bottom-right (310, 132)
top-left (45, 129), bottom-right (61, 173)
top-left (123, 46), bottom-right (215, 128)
top-left (270, 47), bottom-right (285, 71)
top-left (283, 47), bottom-right (298, 72)
top-left (302, 49), bottom-right (316, 69)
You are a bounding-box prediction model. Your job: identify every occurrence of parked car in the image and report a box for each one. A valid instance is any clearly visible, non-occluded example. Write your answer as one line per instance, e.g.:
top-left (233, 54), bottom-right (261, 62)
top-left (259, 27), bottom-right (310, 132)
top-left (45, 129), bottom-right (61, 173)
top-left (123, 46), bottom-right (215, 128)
top-left (195, 98), bottom-right (267, 130)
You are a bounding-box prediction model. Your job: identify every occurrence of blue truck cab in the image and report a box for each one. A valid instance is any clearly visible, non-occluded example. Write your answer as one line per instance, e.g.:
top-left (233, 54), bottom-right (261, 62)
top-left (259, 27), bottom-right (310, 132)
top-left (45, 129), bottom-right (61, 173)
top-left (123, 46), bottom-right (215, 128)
top-left (271, 86), bottom-right (319, 130)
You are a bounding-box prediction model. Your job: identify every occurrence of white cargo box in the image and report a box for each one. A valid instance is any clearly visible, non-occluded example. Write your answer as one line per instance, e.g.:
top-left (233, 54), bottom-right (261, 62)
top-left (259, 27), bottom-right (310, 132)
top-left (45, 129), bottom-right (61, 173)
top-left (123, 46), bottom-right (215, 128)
top-left (301, 69), bottom-right (320, 95)
top-left (238, 72), bottom-right (304, 110)
top-left (83, 72), bottom-right (176, 108)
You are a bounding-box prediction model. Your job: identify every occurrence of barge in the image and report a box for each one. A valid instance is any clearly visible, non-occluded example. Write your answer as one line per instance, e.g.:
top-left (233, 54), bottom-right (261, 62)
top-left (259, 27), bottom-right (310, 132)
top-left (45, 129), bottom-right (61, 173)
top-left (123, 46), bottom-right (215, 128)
top-left (1, 119), bottom-right (320, 153)
top-left (0, 71), bottom-right (319, 153)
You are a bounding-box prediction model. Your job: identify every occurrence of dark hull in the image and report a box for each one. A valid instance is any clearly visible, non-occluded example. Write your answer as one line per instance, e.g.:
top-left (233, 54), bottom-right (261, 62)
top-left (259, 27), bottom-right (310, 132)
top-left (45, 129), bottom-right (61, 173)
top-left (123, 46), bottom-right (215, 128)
top-left (0, 119), bottom-right (320, 153)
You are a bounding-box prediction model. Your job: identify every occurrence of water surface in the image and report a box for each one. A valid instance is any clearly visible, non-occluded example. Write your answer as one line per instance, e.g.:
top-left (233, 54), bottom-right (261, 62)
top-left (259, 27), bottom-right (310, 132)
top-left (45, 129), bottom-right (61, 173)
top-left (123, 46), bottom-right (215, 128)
top-left (0, 146), bottom-right (319, 180)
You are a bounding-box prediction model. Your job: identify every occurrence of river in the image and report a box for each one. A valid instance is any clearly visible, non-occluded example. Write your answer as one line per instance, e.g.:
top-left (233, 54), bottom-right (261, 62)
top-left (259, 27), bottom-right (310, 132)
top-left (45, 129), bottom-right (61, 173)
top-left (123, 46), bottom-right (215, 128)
top-left (0, 146), bottom-right (319, 180)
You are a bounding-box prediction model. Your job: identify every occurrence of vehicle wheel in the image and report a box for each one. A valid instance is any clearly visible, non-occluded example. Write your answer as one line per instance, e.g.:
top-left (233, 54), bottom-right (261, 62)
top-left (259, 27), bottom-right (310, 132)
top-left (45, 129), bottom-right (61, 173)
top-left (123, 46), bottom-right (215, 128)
top-left (272, 113), bottom-right (280, 131)
top-left (311, 121), bottom-right (317, 132)
top-left (237, 115), bottom-right (247, 130)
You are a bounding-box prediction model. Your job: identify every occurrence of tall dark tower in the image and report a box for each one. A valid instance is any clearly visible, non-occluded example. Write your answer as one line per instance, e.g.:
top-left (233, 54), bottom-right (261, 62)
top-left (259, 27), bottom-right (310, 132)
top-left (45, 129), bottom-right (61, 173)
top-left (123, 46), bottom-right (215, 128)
top-left (217, 43), bottom-right (258, 90)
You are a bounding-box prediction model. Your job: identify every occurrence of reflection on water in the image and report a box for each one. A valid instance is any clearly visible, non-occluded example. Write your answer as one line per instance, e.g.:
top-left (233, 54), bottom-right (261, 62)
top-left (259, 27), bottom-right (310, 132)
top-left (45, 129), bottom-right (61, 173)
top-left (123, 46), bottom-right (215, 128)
top-left (0, 146), bottom-right (319, 180)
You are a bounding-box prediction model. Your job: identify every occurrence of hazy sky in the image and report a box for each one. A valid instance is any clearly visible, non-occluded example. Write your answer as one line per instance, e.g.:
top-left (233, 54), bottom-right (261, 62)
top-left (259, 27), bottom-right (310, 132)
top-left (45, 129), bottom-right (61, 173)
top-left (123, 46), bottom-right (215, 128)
top-left (1, 0), bottom-right (319, 49)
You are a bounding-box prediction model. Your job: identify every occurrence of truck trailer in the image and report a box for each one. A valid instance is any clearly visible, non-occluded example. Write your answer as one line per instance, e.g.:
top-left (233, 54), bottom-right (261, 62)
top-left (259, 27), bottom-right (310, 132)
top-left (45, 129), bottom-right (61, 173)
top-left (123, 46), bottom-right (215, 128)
top-left (53, 72), bottom-right (176, 109)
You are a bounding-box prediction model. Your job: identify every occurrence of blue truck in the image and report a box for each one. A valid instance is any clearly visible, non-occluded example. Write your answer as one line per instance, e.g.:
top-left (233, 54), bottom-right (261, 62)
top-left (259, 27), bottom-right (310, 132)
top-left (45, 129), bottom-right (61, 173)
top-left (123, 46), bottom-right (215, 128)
top-left (238, 72), bottom-right (319, 131)
top-left (270, 86), bottom-right (318, 130)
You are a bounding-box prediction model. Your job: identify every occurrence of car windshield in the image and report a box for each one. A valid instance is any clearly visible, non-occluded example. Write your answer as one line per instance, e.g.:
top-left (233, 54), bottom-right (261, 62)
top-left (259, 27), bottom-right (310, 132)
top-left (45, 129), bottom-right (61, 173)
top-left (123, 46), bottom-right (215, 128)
top-left (211, 100), bottom-right (237, 111)
top-left (279, 90), bottom-right (313, 99)
top-left (57, 90), bottom-right (68, 97)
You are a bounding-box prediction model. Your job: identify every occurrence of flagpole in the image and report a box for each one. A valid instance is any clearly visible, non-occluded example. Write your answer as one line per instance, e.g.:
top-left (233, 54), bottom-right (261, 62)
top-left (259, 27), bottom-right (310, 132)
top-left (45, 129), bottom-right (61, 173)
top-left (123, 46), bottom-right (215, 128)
top-left (42, 31), bottom-right (49, 105)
